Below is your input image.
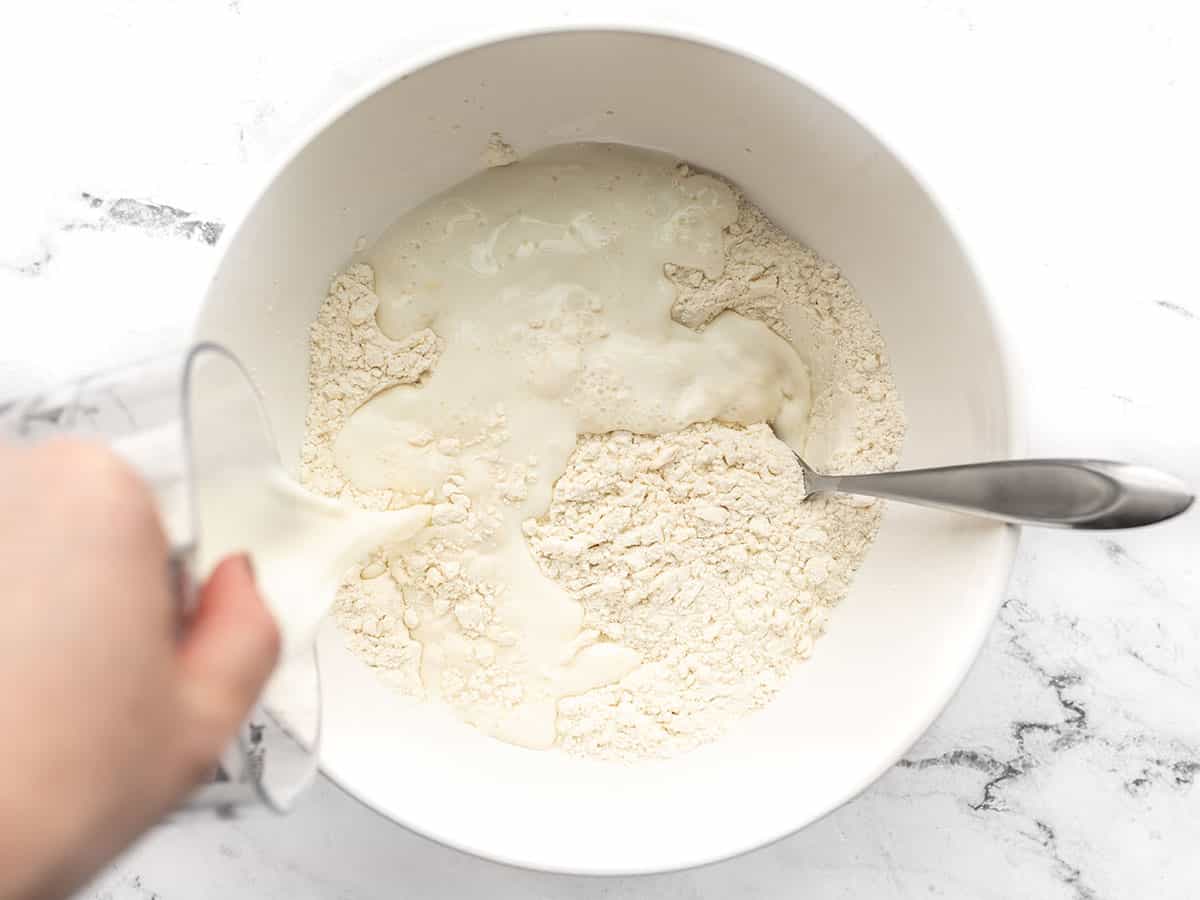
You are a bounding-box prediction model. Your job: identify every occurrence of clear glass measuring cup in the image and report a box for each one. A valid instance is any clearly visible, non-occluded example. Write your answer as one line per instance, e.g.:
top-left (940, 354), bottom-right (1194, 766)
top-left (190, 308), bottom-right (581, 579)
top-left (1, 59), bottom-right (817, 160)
top-left (0, 343), bottom-right (320, 815)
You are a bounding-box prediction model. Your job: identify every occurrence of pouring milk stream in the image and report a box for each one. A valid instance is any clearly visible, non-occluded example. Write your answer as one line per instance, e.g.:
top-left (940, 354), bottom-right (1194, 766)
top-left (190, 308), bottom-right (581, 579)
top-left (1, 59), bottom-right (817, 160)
top-left (190, 465), bottom-right (430, 657)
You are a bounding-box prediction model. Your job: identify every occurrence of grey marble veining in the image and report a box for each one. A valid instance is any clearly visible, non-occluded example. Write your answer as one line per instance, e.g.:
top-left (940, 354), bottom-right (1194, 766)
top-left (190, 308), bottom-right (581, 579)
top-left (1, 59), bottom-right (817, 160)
top-left (2, 1), bottom-right (1196, 897)
top-left (2, 194), bottom-right (222, 280)
top-left (82, 195), bottom-right (225, 247)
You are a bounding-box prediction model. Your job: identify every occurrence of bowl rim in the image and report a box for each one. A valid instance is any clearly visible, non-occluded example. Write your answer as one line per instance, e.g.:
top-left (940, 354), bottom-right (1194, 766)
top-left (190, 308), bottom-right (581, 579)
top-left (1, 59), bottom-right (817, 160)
top-left (204, 22), bottom-right (1027, 875)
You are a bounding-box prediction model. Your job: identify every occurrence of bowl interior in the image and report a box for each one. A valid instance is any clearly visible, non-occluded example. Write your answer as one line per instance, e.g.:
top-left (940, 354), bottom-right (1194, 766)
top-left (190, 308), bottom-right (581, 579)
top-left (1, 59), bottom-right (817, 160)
top-left (198, 30), bottom-right (1017, 873)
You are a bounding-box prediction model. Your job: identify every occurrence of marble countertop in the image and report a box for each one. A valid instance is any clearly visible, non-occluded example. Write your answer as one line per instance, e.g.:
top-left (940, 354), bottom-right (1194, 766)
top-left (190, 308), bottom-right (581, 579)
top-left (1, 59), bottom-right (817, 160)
top-left (3, 1), bottom-right (1197, 897)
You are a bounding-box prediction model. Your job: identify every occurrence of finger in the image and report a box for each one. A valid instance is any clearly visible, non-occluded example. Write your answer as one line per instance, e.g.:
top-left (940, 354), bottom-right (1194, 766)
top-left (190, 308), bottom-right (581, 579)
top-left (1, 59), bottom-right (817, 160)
top-left (178, 554), bottom-right (280, 740)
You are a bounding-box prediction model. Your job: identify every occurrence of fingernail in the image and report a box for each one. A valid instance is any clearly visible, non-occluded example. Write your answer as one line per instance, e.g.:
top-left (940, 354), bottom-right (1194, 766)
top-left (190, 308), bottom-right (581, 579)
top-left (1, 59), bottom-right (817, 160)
top-left (239, 552), bottom-right (256, 581)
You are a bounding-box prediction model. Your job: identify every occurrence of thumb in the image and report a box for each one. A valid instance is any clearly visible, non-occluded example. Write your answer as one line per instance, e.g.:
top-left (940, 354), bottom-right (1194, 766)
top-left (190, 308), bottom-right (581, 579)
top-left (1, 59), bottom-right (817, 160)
top-left (178, 554), bottom-right (281, 742)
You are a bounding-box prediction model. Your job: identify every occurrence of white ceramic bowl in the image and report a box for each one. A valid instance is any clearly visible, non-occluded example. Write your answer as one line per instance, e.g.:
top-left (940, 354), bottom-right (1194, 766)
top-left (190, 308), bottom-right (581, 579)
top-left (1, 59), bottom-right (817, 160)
top-left (198, 27), bottom-right (1020, 874)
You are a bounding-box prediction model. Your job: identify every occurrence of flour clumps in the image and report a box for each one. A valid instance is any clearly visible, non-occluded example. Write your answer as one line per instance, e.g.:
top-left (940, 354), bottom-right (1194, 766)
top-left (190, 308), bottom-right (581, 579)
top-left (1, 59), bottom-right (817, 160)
top-left (482, 131), bottom-right (519, 168)
top-left (528, 422), bottom-right (880, 759)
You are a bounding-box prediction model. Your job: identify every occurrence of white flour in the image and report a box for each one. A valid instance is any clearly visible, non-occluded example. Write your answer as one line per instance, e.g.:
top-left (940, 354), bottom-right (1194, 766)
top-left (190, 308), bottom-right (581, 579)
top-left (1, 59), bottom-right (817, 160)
top-left (302, 144), bottom-right (904, 759)
top-left (530, 423), bottom-right (886, 759)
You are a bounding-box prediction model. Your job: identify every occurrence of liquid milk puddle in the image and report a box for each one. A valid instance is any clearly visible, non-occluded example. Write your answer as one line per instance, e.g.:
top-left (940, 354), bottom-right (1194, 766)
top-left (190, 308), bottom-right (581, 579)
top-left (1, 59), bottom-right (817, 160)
top-left (331, 144), bottom-right (813, 748)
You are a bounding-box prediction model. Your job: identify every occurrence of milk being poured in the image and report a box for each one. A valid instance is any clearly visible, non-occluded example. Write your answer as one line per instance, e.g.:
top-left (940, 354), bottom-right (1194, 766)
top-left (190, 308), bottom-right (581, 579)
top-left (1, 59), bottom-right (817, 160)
top-left (192, 465), bottom-right (429, 656)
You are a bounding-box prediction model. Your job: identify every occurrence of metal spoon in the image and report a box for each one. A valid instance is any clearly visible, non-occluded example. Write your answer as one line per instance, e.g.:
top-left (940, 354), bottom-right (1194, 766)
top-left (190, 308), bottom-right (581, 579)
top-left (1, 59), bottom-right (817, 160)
top-left (786, 451), bottom-right (1193, 529)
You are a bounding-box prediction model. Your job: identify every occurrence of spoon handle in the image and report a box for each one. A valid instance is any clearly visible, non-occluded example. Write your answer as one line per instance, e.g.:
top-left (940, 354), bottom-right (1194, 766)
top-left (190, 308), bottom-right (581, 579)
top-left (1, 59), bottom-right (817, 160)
top-left (807, 459), bottom-right (1193, 529)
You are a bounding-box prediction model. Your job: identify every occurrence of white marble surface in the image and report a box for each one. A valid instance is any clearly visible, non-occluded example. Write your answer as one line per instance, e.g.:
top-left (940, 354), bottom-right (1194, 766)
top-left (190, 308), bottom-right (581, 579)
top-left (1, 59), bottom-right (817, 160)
top-left (2, 1), bottom-right (1197, 897)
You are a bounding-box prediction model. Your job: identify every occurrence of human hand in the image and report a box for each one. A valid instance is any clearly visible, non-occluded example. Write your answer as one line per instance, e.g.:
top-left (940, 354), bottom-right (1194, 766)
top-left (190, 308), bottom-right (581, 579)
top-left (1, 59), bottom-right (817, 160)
top-left (0, 440), bottom-right (280, 900)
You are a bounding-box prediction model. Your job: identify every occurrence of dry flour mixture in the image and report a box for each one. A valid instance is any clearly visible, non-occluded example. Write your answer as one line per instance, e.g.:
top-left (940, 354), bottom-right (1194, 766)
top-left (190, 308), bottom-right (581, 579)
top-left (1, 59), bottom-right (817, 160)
top-left (301, 143), bottom-right (904, 759)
